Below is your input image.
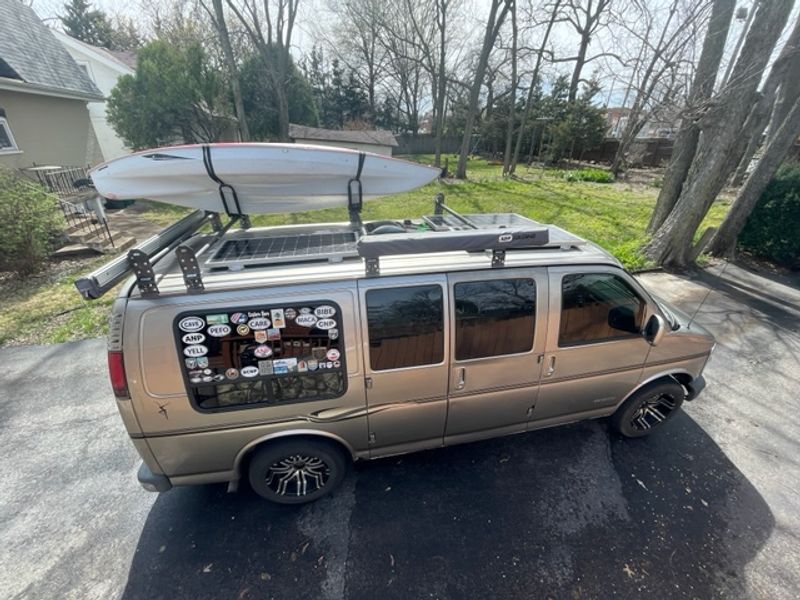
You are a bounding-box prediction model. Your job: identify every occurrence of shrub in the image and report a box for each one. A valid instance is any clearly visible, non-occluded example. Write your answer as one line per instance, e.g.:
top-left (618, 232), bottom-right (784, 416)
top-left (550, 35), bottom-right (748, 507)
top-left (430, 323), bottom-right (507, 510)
top-left (563, 168), bottom-right (614, 184)
top-left (738, 162), bottom-right (800, 268)
top-left (0, 169), bottom-right (64, 276)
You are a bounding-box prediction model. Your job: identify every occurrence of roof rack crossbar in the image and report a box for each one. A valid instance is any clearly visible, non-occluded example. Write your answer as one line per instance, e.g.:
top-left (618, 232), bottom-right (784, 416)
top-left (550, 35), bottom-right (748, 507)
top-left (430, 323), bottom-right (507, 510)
top-left (357, 227), bottom-right (550, 276)
top-left (74, 209), bottom-right (209, 300)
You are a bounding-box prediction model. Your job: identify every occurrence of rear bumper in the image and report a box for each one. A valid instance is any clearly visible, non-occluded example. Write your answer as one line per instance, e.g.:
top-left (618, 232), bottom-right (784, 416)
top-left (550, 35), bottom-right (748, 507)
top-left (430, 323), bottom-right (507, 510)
top-left (685, 375), bottom-right (706, 401)
top-left (137, 462), bottom-right (173, 493)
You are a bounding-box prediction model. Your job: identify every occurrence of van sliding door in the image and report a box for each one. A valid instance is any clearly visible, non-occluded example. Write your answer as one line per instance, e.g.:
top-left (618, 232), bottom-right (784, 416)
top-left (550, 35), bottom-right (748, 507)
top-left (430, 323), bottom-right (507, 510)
top-left (357, 275), bottom-right (449, 457)
top-left (444, 268), bottom-right (548, 444)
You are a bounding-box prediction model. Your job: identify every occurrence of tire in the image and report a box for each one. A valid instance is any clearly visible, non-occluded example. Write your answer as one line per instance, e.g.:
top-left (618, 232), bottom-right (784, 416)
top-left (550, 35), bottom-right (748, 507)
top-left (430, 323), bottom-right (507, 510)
top-left (611, 379), bottom-right (686, 438)
top-left (248, 439), bottom-right (348, 505)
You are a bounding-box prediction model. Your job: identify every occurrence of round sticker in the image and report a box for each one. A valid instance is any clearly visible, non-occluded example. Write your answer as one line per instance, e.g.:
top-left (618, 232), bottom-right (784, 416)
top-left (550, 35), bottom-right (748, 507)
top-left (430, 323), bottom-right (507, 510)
top-left (241, 366), bottom-right (259, 378)
top-left (178, 316), bottom-right (205, 332)
top-left (213, 374), bottom-right (225, 382)
top-left (294, 314), bottom-right (318, 327)
top-left (207, 324), bottom-right (232, 337)
top-left (316, 318), bottom-right (337, 330)
top-left (189, 377), bottom-right (202, 384)
top-left (299, 307), bottom-right (312, 314)
top-left (314, 305), bottom-right (337, 318)
top-left (182, 332), bottom-right (205, 345)
top-left (307, 359), bottom-right (318, 371)
top-left (202, 375), bottom-right (213, 383)
top-left (230, 313), bottom-right (248, 324)
top-left (284, 308), bottom-right (297, 320)
top-left (202, 368), bottom-right (212, 375)
top-left (225, 368), bottom-right (239, 380)
top-left (237, 324), bottom-right (251, 336)
top-left (183, 344), bottom-right (208, 357)
top-left (248, 317), bottom-right (271, 330)
top-left (254, 345), bottom-right (273, 358)
top-left (326, 348), bottom-right (340, 361)
top-left (333, 360), bottom-right (341, 368)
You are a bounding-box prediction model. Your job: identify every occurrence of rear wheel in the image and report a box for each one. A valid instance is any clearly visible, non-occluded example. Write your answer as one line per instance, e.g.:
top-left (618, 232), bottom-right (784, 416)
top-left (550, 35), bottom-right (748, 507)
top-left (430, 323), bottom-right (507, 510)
top-left (248, 439), bottom-right (348, 504)
top-left (611, 380), bottom-right (686, 438)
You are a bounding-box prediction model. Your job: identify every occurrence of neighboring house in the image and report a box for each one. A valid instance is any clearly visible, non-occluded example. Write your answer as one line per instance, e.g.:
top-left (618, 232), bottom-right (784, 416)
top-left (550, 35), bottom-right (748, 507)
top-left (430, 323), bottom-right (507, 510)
top-left (0, 0), bottom-right (104, 170)
top-left (54, 31), bottom-right (135, 161)
top-left (604, 107), bottom-right (631, 139)
top-left (289, 124), bottom-right (398, 156)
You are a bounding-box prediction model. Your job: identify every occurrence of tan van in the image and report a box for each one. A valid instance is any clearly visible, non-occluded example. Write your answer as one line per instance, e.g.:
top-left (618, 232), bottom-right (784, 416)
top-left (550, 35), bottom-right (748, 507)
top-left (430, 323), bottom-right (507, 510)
top-left (81, 196), bottom-right (713, 504)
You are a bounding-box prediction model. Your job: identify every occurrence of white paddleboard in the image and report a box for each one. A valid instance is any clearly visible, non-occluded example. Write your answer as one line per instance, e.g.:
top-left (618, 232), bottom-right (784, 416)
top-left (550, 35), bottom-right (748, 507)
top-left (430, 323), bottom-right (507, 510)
top-left (89, 143), bottom-right (441, 214)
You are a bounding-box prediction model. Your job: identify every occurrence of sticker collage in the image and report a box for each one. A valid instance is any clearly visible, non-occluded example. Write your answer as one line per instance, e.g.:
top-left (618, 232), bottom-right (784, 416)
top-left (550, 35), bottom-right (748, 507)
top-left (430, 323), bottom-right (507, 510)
top-left (176, 304), bottom-right (343, 388)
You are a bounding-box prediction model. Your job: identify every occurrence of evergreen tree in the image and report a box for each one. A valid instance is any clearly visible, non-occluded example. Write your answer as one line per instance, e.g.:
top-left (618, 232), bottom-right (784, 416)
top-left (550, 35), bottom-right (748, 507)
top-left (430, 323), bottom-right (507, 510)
top-left (59, 0), bottom-right (115, 49)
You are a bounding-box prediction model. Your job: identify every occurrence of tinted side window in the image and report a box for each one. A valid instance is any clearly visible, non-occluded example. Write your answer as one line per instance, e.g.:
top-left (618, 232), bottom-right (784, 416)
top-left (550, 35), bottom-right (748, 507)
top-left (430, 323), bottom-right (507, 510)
top-left (559, 273), bottom-right (645, 346)
top-left (454, 278), bottom-right (536, 360)
top-left (175, 302), bottom-right (346, 411)
top-left (366, 285), bottom-right (444, 370)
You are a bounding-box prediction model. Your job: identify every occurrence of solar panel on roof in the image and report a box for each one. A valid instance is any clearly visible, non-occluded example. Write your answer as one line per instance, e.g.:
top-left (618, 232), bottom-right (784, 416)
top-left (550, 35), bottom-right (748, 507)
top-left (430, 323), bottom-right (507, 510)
top-left (206, 231), bottom-right (359, 268)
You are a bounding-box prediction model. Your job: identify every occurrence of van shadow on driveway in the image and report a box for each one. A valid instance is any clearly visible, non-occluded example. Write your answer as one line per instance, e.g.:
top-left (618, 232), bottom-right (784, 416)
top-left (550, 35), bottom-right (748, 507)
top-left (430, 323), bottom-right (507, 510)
top-left (121, 414), bottom-right (772, 600)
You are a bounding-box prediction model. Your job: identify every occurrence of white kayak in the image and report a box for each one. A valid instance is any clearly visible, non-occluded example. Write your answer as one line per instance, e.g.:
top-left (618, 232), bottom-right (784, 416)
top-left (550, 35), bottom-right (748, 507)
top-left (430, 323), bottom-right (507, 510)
top-left (89, 143), bottom-right (441, 214)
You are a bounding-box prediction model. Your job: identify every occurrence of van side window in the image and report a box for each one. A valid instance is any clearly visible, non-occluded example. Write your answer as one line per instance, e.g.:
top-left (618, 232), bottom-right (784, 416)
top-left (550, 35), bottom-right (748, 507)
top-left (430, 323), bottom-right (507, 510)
top-left (366, 285), bottom-right (444, 370)
top-left (454, 278), bottom-right (535, 360)
top-left (175, 302), bottom-right (346, 411)
top-left (559, 273), bottom-right (645, 346)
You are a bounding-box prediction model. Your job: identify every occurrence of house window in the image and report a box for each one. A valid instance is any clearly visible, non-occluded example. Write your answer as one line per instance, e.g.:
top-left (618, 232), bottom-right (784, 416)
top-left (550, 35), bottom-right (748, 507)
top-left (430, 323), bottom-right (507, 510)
top-left (0, 117), bottom-right (19, 153)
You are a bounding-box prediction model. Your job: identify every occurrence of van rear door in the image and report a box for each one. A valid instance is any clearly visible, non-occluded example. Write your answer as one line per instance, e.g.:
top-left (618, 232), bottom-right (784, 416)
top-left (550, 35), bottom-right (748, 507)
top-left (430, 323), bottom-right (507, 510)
top-left (357, 275), bottom-right (449, 457)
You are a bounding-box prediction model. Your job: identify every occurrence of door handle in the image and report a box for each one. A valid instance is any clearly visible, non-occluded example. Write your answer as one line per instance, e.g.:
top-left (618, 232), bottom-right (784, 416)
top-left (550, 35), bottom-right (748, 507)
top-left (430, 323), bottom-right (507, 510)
top-left (456, 367), bottom-right (466, 390)
top-left (365, 377), bottom-right (373, 389)
top-left (544, 356), bottom-right (556, 377)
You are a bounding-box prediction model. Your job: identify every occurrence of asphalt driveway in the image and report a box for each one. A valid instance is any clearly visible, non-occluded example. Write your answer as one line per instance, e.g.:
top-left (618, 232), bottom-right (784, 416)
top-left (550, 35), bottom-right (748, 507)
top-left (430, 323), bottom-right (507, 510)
top-left (1, 262), bottom-right (799, 600)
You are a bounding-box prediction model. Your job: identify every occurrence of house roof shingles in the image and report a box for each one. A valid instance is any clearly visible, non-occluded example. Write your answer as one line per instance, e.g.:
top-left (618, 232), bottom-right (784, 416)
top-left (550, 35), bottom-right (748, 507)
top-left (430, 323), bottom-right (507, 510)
top-left (289, 124), bottom-right (398, 147)
top-left (0, 0), bottom-right (103, 100)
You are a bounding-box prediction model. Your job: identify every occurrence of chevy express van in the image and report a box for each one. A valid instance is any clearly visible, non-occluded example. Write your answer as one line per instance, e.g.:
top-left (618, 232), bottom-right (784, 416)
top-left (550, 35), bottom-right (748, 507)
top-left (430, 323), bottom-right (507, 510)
top-left (80, 196), bottom-right (713, 505)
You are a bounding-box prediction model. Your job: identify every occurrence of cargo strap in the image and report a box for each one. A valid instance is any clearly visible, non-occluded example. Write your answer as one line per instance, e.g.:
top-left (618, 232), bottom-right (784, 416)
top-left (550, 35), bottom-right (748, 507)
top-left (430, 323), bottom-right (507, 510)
top-left (202, 145), bottom-right (250, 228)
top-left (348, 152), bottom-right (366, 225)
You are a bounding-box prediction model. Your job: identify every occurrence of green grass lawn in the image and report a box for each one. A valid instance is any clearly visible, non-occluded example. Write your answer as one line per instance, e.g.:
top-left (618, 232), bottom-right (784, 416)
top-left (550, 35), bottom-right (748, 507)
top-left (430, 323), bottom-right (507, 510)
top-left (0, 156), bottom-right (729, 346)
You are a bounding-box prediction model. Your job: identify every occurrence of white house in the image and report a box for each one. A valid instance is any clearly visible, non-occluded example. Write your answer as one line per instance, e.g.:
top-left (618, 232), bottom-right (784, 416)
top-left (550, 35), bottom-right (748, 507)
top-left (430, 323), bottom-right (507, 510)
top-left (54, 31), bottom-right (135, 161)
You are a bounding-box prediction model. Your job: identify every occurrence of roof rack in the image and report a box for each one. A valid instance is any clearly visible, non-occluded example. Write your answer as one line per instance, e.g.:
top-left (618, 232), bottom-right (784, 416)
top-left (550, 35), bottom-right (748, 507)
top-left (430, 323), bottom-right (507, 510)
top-left (74, 210), bottom-right (235, 299)
top-left (75, 193), bottom-right (588, 299)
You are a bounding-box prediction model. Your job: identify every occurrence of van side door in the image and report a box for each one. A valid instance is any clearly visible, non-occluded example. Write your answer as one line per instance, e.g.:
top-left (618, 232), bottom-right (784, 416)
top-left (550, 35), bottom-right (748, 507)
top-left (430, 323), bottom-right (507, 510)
top-left (444, 268), bottom-right (548, 444)
top-left (357, 275), bottom-right (450, 457)
top-left (532, 267), bottom-right (654, 425)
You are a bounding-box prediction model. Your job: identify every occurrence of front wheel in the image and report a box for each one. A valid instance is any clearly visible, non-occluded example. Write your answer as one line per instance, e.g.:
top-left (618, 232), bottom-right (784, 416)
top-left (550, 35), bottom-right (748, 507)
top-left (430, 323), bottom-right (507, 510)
top-left (611, 380), bottom-right (686, 438)
top-left (248, 439), bottom-right (348, 504)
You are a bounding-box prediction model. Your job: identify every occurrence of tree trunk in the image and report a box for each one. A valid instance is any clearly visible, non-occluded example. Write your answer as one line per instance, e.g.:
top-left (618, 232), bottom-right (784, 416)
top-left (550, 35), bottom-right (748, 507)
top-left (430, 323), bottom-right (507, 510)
top-left (509, 0), bottom-right (560, 176)
top-left (456, 0), bottom-right (510, 180)
top-left (502, 1), bottom-right (518, 175)
top-left (643, 0), bottom-right (794, 267)
top-left (709, 97), bottom-right (800, 257)
top-left (648, 0), bottom-right (735, 234)
top-left (211, 0), bottom-right (249, 141)
top-left (731, 16), bottom-right (800, 186)
top-left (433, 0), bottom-right (448, 168)
top-left (568, 32), bottom-right (590, 103)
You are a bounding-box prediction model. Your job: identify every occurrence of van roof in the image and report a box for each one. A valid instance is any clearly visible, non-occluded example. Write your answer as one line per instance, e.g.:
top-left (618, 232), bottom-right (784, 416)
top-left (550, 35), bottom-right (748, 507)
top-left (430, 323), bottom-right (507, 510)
top-left (124, 221), bottom-right (622, 300)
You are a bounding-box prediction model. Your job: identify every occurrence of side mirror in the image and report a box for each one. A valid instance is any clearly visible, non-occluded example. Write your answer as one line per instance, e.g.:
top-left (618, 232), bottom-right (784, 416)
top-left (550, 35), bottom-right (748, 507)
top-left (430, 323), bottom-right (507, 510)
top-left (608, 306), bottom-right (638, 334)
top-left (644, 314), bottom-right (666, 346)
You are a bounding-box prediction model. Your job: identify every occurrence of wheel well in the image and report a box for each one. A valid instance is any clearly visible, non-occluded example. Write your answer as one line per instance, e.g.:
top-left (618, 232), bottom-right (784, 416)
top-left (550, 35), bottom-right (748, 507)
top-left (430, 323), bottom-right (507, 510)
top-left (236, 433), bottom-right (352, 483)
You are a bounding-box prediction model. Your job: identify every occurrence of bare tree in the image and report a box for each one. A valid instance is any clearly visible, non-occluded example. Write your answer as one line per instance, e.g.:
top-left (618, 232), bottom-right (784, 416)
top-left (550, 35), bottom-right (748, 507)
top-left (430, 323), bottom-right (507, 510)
top-left (647, 0), bottom-right (735, 234)
top-left (501, 0), bottom-right (518, 174)
top-left (709, 17), bottom-right (800, 256)
top-left (562, 0), bottom-right (614, 102)
top-left (643, 0), bottom-right (794, 267)
top-left (325, 0), bottom-right (388, 120)
top-left (201, 0), bottom-right (250, 141)
top-left (456, 0), bottom-right (513, 179)
top-left (731, 16), bottom-right (800, 186)
top-left (225, 0), bottom-right (299, 141)
top-left (509, 0), bottom-right (563, 175)
top-left (609, 0), bottom-right (710, 178)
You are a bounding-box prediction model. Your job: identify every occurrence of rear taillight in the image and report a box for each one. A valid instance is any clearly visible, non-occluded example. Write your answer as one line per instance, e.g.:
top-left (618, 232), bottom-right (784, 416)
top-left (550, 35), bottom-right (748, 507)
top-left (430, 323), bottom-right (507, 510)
top-left (108, 351), bottom-right (130, 398)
